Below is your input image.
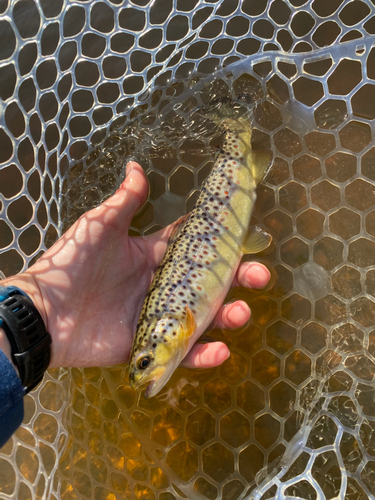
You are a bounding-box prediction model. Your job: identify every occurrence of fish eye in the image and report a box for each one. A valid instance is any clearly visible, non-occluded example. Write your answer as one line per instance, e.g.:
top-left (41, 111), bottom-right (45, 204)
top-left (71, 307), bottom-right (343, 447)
top-left (138, 356), bottom-right (151, 370)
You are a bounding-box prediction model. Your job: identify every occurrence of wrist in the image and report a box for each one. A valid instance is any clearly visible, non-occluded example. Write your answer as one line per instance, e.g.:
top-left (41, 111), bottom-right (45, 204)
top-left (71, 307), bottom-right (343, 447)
top-left (2, 265), bottom-right (70, 369)
top-left (1, 272), bottom-right (49, 334)
top-left (0, 270), bottom-right (52, 376)
top-left (0, 282), bottom-right (52, 392)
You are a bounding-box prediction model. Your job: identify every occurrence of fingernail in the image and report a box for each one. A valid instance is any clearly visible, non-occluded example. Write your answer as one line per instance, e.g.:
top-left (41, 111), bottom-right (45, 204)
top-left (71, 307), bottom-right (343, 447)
top-left (248, 263), bottom-right (271, 283)
top-left (230, 302), bottom-right (244, 315)
top-left (126, 162), bottom-right (135, 176)
top-left (247, 263), bottom-right (263, 273)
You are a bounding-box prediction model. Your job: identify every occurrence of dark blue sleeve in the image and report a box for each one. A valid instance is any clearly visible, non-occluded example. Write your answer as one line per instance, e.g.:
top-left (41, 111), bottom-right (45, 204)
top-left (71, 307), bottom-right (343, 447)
top-left (0, 349), bottom-right (24, 447)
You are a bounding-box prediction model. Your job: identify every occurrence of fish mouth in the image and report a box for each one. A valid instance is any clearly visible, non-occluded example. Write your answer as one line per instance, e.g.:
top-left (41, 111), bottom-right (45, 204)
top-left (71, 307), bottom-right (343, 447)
top-left (144, 378), bottom-right (158, 399)
top-left (144, 366), bottom-right (171, 399)
top-left (129, 365), bottom-right (169, 398)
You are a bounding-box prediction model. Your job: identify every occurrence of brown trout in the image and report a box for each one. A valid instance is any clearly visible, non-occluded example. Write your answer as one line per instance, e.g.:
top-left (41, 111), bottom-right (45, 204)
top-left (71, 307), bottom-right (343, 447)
top-left (129, 106), bottom-right (272, 398)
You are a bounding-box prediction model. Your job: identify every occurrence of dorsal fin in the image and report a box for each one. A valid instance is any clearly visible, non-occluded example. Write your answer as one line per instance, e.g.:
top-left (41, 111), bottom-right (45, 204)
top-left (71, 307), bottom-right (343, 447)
top-left (168, 214), bottom-right (189, 245)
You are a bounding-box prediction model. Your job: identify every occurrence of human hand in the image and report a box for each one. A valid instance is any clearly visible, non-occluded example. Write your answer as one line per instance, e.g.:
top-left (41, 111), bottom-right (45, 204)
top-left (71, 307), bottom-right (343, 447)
top-left (3, 162), bottom-right (270, 370)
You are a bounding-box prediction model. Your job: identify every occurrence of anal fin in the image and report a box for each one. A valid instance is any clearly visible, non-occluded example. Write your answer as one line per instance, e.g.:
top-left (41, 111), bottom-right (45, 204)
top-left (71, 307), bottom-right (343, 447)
top-left (242, 226), bottom-right (272, 254)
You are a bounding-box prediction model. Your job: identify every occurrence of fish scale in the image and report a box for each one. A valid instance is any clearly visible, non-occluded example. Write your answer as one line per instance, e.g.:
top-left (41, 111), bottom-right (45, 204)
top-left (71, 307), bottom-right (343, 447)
top-left (129, 111), bottom-right (272, 398)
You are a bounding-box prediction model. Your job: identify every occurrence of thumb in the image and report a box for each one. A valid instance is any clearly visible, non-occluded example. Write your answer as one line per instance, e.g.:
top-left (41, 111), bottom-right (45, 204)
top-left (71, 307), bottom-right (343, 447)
top-left (99, 161), bottom-right (149, 230)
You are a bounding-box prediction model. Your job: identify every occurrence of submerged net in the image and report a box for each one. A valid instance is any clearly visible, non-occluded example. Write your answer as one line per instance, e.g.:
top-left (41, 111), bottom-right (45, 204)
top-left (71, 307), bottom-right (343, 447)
top-left (1, 1), bottom-right (375, 499)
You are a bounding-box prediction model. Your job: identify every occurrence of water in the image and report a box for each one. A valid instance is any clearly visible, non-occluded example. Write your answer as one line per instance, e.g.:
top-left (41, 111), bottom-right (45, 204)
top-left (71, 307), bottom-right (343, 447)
top-left (57, 41), bottom-right (375, 499)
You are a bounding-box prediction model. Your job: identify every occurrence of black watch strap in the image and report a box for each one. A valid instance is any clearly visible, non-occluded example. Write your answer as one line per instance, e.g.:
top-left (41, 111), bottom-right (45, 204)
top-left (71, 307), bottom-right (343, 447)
top-left (0, 286), bottom-right (52, 394)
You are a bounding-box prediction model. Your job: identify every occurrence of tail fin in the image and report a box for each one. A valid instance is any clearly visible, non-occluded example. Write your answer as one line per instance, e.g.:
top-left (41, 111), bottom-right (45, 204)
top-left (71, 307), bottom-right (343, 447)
top-left (204, 97), bottom-right (253, 141)
top-left (203, 97), bottom-right (273, 185)
top-left (203, 97), bottom-right (250, 126)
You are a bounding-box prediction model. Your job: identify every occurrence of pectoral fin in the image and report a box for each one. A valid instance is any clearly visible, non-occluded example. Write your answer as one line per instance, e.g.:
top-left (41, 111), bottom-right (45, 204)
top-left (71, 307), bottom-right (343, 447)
top-left (168, 214), bottom-right (190, 245)
top-left (177, 306), bottom-right (197, 355)
top-left (242, 226), bottom-right (272, 255)
top-left (184, 306), bottom-right (196, 338)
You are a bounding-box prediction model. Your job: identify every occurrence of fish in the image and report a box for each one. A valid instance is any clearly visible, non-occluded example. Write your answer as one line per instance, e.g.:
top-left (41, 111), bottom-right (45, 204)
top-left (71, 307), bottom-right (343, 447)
top-left (129, 103), bottom-right (272, 398)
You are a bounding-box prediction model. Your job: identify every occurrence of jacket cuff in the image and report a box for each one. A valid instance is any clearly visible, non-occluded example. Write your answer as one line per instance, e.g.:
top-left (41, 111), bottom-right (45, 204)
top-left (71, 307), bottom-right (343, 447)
top-left (0, 349), bottom-right (24, 447)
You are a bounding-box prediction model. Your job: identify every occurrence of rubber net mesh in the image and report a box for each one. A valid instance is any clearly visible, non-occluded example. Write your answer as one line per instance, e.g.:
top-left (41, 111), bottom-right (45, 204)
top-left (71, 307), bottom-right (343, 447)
top-left (1, 1), bottom-right (375, 499)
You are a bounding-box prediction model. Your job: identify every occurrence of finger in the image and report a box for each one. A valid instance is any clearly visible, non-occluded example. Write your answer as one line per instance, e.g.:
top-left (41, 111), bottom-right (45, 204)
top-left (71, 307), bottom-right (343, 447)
top-left (233, 262), bottom-right (271, 289)
top-left (95, 161), bottom-right (149, 229)
top-left (181, 341), bottom-right (230, 369)
top-left (213, 300), bottom-right (250, 329)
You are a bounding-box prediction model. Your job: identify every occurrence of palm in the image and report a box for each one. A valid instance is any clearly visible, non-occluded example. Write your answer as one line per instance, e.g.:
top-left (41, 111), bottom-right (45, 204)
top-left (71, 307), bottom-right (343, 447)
top-left (35, 209), bottom-right (171, 369)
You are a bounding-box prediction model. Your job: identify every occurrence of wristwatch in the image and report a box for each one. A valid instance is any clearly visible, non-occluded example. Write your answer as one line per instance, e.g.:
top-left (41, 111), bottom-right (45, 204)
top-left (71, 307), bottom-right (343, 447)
top-left (0, 286), bottom-right (52, 394)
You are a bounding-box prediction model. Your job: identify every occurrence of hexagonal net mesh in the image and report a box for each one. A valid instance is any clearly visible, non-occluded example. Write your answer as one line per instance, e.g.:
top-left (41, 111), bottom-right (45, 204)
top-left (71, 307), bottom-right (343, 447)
top-left (1, 0), bottom-right (375, 499)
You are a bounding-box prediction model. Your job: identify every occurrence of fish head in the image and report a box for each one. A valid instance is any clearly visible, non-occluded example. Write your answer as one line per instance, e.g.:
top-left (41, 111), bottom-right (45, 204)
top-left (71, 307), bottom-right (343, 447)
top-left (129, 309), bottom-right (196, 398)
